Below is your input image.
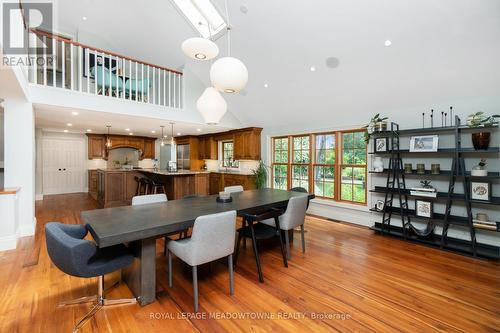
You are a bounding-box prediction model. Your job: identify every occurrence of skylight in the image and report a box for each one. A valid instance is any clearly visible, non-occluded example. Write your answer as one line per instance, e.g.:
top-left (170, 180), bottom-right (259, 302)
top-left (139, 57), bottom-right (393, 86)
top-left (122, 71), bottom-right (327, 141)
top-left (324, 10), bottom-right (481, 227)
top-left (171, 0), bottom-right (227, 39)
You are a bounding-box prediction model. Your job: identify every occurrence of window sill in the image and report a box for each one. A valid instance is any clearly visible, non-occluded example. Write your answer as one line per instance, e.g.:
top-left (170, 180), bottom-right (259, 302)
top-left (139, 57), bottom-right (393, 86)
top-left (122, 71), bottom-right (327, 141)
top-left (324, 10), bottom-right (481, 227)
top-left (310, 198), bottom-right (369, 212)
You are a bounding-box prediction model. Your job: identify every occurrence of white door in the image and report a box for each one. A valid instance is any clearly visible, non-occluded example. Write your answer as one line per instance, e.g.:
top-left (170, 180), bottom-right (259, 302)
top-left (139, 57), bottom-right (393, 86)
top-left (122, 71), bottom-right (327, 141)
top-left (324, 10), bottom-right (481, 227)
top-left (42, 137), bottom-right (85, 195)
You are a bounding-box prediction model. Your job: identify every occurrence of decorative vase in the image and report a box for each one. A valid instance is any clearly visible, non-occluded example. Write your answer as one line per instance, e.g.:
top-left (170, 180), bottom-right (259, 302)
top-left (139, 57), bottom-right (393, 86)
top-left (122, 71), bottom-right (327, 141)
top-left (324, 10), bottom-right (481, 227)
top-left (373, 157), bottom-right (384, 172)
top-left (472, 132), bottom-right (490, 150)
top-left (431, 164), bottom-right (440, 174)
top-left (374, 121), bottom-right (388, 132)
top-left (416, 164), bottom-right (425, 174)
top-left (471, 164), bottom-right (488, 176)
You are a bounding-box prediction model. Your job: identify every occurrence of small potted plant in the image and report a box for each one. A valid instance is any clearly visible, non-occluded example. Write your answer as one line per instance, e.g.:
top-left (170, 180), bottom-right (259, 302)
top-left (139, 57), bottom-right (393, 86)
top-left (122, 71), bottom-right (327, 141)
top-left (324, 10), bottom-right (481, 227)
top-left (363, 113), bottom-right (389, 143)
top-left (466, 112), bottom-right (500, 150)
top-left (252, 160), bottom-right (268, 189)
top-left (471, 159), bottom-right (488, 177)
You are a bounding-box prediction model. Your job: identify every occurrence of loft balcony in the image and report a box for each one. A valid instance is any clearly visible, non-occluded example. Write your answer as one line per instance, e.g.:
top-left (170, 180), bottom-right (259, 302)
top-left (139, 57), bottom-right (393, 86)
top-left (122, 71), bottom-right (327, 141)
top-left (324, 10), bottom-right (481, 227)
top-left (25, 29), bottom-right (183, 109)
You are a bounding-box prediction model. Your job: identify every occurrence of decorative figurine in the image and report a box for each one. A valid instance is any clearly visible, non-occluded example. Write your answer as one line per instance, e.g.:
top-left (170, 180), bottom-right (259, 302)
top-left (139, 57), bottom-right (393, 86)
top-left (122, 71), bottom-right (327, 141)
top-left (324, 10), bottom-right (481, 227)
top-left (431, 164), bottom-right (441, 174)
top-left (430, 109), bottom-right (434, 128)
top-left (416, 163), bottom-right (426, 174)
top-left (449, 106), bottom-right (453, 126)
top-left (444, 112), bottom-right (447, 126)
top-left (441, 111), bottom-right (444, 126)
top-left (422, 112), bottom-right (425, 128)
top-left (404, 163), bottom-right (413, 174)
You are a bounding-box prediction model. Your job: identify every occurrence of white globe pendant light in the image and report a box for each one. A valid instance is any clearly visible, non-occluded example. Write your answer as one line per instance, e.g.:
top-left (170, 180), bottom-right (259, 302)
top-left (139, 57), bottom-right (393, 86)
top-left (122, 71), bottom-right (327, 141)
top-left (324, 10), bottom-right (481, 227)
top-left (209, 56), bottom-right (248, 93)
top-left (197, 87), bottom-right (227, 125)
top-left (181, 37), bottom-right (219, 61)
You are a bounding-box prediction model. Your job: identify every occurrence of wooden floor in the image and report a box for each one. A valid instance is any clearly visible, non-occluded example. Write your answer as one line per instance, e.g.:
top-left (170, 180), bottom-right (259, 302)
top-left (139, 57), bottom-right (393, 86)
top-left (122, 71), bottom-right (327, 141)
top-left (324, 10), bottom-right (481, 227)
top-left (0, 193), bottom-right (499, 333)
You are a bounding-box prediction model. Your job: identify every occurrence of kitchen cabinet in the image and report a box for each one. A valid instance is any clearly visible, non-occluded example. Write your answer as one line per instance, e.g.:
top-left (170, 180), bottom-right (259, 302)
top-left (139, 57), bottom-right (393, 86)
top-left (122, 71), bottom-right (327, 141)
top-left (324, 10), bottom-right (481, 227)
top-left (198, 136), bottom-right (217, 160)
top-left (88, 170), bottom-right (98, 200)
top-left (209, 172), bottom-right (256, 195)
top-left (96, 170), bottom-right (142, 208)
top-left (86, 134), bottom-right (156, 161)
top-left (233, 128), bottom-right (262, 160)
top-left (87, 135), bottom-right (106, 159)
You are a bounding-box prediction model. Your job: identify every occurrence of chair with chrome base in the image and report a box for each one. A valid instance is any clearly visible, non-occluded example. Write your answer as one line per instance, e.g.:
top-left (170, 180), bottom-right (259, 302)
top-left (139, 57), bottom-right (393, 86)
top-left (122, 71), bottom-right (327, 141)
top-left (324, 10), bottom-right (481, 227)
top-left (167, 210), bottom-right (237, 312)
top-left (260, 195), bottom-right (308, 260)
top-left (45, 222), bottom-right (136, 332)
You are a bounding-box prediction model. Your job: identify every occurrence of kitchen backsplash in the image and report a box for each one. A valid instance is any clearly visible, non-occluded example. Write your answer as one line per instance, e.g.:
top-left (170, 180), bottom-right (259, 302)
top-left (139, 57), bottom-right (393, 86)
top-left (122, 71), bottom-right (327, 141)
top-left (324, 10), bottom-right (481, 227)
top-left (205, 159), bottom-right (259, 174)
top-left (107, 148), bottom-right (139, 168)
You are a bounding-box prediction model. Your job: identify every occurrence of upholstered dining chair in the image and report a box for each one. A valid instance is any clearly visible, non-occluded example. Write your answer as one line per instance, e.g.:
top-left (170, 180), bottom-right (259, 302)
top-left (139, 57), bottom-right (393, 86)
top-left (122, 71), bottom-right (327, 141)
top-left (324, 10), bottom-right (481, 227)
top-left (45, 222), bottom-right (136, 332)
top-left (166, 210), bottom-right (237, 312)
top-left (131, 194), bottom-right (184, 254)
top-left (260, 195), bottom-right (308, 259)
top-left (224, 185), bottom-right (244, 193)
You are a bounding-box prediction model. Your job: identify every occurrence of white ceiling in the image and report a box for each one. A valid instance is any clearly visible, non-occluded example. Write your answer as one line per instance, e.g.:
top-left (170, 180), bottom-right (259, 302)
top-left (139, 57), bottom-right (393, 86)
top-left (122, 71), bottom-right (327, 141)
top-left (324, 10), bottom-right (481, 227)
top-left (50, 0), bottom-right (500, 130)
top-left (34, 104), bottom-right (231, 137)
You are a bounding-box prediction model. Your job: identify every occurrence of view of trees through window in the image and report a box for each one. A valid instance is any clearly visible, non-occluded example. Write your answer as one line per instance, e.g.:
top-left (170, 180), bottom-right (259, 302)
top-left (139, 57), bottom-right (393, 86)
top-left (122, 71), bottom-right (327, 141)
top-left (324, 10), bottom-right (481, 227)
top-left (222, 142), bottom-right (236, 167)
top-left (271, 130), bottom-right (366, 204)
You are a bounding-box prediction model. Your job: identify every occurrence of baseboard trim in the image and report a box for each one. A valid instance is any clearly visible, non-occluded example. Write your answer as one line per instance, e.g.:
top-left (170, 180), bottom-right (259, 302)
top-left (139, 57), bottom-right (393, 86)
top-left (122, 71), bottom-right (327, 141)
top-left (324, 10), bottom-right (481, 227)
top-left (35, 193), bottom-right (44, 201)
top-left (18, 217), bottom-right (36, 237)
top-left (0, 234), bottom-right (17, 251)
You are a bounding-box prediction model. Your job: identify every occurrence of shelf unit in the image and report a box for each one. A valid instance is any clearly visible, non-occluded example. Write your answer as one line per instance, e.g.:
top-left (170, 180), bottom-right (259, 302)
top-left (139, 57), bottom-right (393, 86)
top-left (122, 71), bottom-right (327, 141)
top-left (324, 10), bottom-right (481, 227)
top-left (369, 118), bottom-right (499, 259)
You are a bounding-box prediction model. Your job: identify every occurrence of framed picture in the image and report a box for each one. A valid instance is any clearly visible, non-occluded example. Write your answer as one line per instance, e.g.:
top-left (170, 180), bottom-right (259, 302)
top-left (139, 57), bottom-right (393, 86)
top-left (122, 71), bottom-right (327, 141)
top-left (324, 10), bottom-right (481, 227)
top-left (409, 135), bottom-right (439, 152)
top-left (376, 200), bottom-right (385, 211)
top-left (374, 137), bottom-right (389, 152)
top-left (471, 182), bottom-right (491, 201)
top-left (415, 200), bottom-right (433, 218)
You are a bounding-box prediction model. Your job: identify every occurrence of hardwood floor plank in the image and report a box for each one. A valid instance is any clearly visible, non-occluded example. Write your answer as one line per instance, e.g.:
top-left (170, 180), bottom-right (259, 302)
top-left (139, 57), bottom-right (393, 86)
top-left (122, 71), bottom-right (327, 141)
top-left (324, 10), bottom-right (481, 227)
top-left (0, 193), bottom-right (498, 333)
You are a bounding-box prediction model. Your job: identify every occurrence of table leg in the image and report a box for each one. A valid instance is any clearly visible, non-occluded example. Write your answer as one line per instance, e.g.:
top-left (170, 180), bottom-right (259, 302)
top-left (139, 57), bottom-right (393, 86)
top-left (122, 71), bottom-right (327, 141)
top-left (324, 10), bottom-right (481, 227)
top-left (123, 238), bottom-right (156, 306)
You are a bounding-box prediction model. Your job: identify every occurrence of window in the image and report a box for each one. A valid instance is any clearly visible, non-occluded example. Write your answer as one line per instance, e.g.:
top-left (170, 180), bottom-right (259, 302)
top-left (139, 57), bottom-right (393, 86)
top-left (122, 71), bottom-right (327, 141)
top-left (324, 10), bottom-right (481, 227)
top-left (340, 131), bottom-right (367, 203)
top-left (314, 134), bottom-right (335, 199)
top-left (222, 141), bottom-right (235, 167)
top-left (272, 137), bottom-right (289, 190)
top-left (292, 136), bottom-right (310, 190)
top-left (271, 130), bottom-right (366, 205)
top-left (171, 0), bottom-right (227, 38)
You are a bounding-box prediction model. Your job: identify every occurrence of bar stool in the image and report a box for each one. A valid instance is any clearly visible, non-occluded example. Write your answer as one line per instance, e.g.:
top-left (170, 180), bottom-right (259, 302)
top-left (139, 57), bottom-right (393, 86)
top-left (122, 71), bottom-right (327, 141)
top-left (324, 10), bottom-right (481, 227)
top-left (135, 176), bottom-right (147, 196)
top-left (150, 180), bottom-right (167, 194)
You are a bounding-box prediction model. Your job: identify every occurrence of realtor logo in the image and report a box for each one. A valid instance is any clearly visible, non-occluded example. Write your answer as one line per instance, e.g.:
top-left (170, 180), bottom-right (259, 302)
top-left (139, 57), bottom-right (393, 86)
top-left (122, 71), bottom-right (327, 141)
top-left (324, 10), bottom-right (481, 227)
top-left (2, 2), bottom-right (52, 54)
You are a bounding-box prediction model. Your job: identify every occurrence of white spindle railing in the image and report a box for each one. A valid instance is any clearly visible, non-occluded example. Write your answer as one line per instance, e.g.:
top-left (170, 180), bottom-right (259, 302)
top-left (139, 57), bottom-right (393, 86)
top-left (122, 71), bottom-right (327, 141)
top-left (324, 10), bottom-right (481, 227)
top-left (27, 30), bottom-right (183, 109)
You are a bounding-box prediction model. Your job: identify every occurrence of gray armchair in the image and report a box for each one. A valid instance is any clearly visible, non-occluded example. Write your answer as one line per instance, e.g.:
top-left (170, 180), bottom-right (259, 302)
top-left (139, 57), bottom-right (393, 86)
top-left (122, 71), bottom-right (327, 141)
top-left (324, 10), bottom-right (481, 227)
top-left (45, 222), bottom-right (136, 332)
top-left (260, 195), bottom-right (308, 259)
top-left (167, 210), bottom-right (237, 312)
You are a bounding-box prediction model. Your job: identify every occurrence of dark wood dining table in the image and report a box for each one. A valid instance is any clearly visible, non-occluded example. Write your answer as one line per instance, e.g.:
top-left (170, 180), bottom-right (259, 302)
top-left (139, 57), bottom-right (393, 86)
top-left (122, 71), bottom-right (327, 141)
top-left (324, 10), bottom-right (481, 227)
top-left (81, 189), bottom-right (314, 306)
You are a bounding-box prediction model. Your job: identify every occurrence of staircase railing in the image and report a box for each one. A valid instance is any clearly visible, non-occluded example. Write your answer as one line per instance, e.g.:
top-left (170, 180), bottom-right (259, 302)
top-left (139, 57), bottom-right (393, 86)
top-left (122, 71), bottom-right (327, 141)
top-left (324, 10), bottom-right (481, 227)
top-left (27, 29), bottom-right (183, 108)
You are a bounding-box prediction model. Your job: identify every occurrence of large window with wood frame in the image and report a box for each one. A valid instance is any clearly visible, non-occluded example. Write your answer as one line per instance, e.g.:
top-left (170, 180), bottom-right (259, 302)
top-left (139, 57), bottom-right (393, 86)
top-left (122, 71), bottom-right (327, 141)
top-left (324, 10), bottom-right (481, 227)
top-left (271, 130), bottom-right (367, 204)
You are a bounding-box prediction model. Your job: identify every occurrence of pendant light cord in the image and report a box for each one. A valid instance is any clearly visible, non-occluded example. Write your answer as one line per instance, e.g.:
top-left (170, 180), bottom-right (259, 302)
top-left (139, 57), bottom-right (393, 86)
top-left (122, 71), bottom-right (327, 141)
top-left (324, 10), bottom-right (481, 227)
top-left (224, 0), bottom-right (231, 56)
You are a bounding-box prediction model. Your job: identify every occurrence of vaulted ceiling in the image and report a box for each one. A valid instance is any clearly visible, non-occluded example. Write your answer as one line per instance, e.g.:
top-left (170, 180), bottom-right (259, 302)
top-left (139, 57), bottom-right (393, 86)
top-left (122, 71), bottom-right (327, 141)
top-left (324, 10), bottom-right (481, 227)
top-left (52, 0), bottom-right (500, 131)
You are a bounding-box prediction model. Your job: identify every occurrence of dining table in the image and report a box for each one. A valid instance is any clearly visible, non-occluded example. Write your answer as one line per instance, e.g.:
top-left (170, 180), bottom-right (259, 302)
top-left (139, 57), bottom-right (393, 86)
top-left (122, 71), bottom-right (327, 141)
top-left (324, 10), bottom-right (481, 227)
top-left (81, 188), bottom-right (314, 306)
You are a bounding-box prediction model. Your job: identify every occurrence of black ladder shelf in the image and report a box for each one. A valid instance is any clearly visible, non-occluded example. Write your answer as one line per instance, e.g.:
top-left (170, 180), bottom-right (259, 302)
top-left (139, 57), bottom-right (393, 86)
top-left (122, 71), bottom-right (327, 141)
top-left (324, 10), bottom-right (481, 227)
top-left (370, 115), bottom-right (498, 259)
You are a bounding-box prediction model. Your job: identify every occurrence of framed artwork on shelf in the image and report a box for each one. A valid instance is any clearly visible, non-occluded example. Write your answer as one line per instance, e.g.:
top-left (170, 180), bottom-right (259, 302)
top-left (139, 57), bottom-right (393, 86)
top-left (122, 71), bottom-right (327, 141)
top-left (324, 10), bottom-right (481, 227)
top-left (374, 137), bottom-right (389, 153)
top-left (471, 181), bottom-right (491, 201)
top-left (376, 200), bottom-right (385, 211)
top-left (409, 135), bottom-right (439, 152)
top-left (415, 200), bottom-right (433, 218)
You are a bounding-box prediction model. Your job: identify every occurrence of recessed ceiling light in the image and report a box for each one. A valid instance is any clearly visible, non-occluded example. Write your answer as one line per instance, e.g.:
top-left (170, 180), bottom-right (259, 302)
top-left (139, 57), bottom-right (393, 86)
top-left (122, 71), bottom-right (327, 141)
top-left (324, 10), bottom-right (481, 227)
top-left (129, 132), bottom-right (133, 135)
top-left (71, 111), bottom-right (79, 116)
top-left (263, 83), bottom-right (269, 88)
top-left (384, 40), bottom-right (392, 47)
top-left (86, 129), bottom-right (92, 132)
top-left (63, 129), bottom-right (68, 133)
top-left (67, 123), bottom-right (72, 126)
top-left (177, 132), bottom-right (181, 136)
top-left (82, 16), bottom-right (87, 21)
top-left (196, 128), bottom-right (201, 132)
top-left (310, 66), bottom-right (316, 72)
top-left (151, 130), bottom-right (156, 134)
top-left (125, 128), bottom-right (130, 131)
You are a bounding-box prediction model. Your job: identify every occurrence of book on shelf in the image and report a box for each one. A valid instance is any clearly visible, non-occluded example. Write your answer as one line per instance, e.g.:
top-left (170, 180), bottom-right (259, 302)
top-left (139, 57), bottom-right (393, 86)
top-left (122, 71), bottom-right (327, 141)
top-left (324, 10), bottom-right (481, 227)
top-left (473, 223), bottom-right (498, 231)
top-left (472, 219), bottom-right (496, 226)
top-left (410, 190), bottom-right (437, 198)
top-left (409, 187), bottom-right (437, 193)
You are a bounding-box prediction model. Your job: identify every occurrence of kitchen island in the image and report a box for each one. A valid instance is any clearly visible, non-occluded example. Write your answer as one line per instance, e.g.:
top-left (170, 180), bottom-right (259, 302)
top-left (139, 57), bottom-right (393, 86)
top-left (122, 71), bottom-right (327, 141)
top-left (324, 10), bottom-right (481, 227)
top-left (90, 168), bottom-right (256, 208)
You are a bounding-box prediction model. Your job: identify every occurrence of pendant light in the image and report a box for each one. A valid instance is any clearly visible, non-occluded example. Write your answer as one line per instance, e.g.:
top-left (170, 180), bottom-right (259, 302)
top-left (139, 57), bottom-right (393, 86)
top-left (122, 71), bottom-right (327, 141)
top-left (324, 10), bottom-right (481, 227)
top-left (160, 125), bottom-right (165, 146)
top-left (197, 87), bottom-right (227, 125)
top-left (209, 0), bottom-right (248, 93)
top-left (105, 125), bottom-right (111, 148)
top-left (170, 122), bottom-right (176, 145)
top-left (182, 37), bottom-right (219, 61)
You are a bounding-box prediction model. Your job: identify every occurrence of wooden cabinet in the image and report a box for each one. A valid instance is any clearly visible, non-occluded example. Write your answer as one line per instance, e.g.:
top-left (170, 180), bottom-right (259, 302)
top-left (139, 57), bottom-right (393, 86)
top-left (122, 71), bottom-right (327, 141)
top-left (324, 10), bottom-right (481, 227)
top-left (88, 135), bottom-right (106, 159)
top-left (96, 170), bottom-right (142, 208)
top-left (88, 170), bottom-right (98, 200)
top-left (142, 139), bottom-right (155, 159)
top-left (209, 173), bottom-right (222, 195)
top-left (198, 136), bottom-right (218, 160)
top-left (233, 128), bottom-right (262, 160)
top-left (86, 134), bottom-right (156, 161)
top-left (209, 172), bottom-right (256, 195)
